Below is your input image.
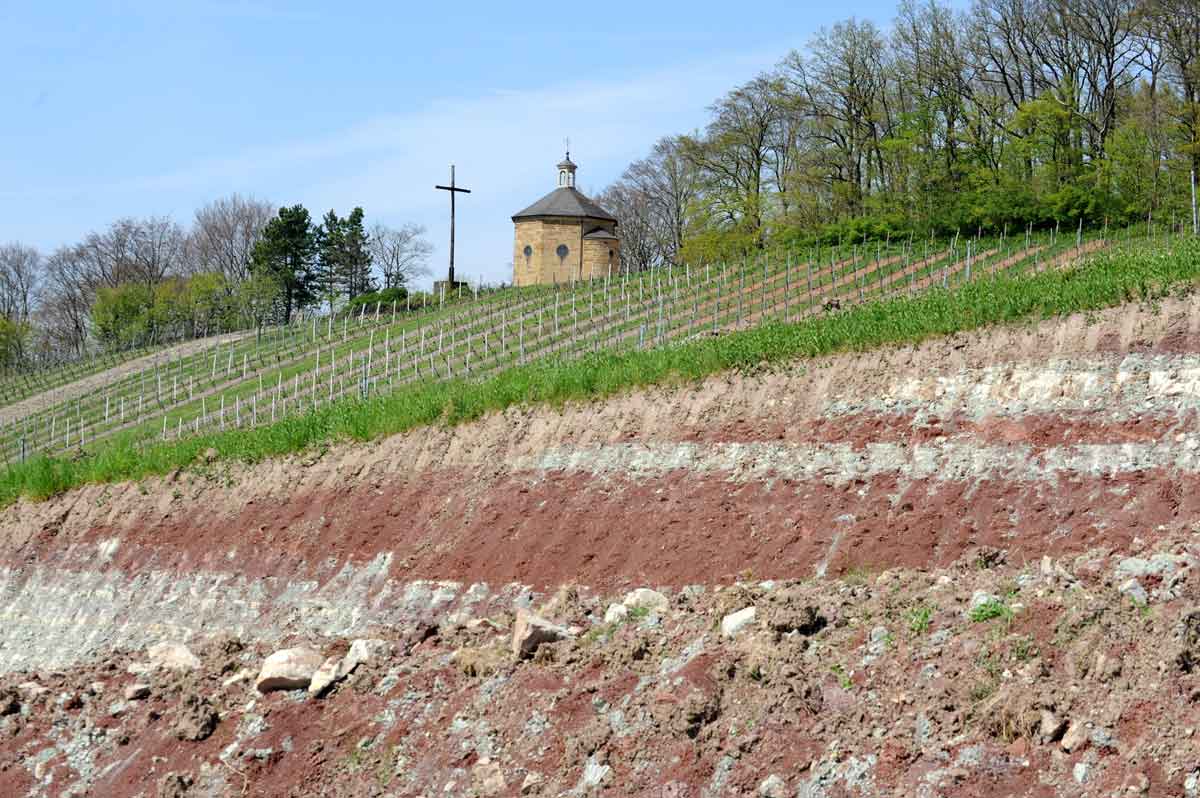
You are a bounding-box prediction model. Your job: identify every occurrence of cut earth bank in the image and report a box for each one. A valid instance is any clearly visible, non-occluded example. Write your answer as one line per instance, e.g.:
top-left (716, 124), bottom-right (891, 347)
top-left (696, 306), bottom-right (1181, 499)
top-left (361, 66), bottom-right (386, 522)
top-left (4, 295), bottom-right (1200, 795)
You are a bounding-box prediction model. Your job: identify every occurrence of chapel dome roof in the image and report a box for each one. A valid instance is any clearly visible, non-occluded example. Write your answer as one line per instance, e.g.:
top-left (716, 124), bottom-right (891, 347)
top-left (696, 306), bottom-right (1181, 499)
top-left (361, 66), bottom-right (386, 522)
top-left (512, 186), bottom-right (618, 223)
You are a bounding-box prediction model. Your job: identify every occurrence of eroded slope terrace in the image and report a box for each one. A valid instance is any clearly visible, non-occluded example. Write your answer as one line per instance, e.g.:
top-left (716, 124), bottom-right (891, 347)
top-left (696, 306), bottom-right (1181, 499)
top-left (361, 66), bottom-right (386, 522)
top-left (3, 295), bottom-right (1200, 796)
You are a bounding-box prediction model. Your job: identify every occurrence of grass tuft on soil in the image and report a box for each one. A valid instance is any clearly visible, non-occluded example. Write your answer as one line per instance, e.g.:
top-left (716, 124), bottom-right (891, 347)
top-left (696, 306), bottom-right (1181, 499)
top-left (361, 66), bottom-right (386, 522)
top-left (1, 237), bottom-right (1197, 507)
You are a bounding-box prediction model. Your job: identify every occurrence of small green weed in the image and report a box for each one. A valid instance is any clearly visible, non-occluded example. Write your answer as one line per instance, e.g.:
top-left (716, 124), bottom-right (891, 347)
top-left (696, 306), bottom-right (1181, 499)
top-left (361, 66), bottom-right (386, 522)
top-left (580, 624), bottom-right (615, 646)
top-left (969, 599), bottom-right (1013, 624)
top-left (830, 664), bottom-right (852, 690)
top-left (1011, 636), bottom-right (1037, 662)
top-left (969, 680), bottom-right (998, 702)
top-left (842, 567), bottom-right (873, 586)
top-left (907, 604), bottom-right (934, 635)
top-left (978, 650), bottom-right (1003, 680)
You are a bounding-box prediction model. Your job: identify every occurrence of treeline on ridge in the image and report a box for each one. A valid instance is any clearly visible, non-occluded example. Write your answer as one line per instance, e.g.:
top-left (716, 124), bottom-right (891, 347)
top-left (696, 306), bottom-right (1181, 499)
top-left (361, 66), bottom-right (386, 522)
top-left (0, 197), bottom-right (434, 371)
top-left (598, 0), bottom-right (1200, 269)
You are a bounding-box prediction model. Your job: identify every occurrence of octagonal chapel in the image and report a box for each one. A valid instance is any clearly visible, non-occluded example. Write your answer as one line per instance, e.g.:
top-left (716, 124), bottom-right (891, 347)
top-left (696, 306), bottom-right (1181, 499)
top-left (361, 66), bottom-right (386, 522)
top-left (511, 153), bottom-right (621, 286)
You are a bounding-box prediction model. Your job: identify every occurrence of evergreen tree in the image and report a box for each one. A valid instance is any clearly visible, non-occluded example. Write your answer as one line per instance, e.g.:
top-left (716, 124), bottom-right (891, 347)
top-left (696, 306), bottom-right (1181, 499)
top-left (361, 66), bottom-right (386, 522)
top-left (315, 207), bottom-right (375, 310)
top-left (249, 205), bottom-right (317, 323)
top-left (341, 207), bottom-right (375, 299)
top-left (315, 209), bottom-right (345, 314)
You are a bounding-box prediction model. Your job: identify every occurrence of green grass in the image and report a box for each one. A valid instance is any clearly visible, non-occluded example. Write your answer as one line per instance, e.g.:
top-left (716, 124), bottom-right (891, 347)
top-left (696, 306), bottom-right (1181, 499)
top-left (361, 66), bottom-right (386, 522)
top-left (907, 604), bottom-right (935, 636)
top-left (0, 236), bottom-right (1196, 507)
top-left (969, 599), bottom-right (1014, 624)
top-left (0, 225), bottom-right (1103, 462)
top-left (830, 663), bottom-right (853, 690)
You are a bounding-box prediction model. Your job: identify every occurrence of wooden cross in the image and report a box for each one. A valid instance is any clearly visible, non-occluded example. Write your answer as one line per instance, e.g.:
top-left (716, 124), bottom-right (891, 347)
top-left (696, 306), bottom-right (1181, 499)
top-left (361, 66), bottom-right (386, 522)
top-left (435, 165), bottom-right (471, 285)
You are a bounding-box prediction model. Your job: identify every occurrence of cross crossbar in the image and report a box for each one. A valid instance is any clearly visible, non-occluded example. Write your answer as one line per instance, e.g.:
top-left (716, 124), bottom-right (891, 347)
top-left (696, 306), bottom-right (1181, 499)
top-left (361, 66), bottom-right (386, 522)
top-left (435, 164), bottom-right (472, 286)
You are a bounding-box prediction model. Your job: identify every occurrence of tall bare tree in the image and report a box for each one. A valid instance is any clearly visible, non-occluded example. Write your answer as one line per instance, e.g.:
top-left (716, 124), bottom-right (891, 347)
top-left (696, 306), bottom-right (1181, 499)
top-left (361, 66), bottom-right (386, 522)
top-left (37, 246), bottom-right (93, 357)
top-left (621, 137), bottom-right (702, 266)
top-left (77, 217), bottom-right (185, 290)
top-left (783, 20), bottom-right (891, 216)
top-left (682, 75), bottom-right (783, 244)
top-left (0, 243), bottom-right (41, 322)
top-left (1145, 0), bottom-right (1200, 179)
top-left (367, 222), bottom-right (432, 290)
top-left (188, 194), bottom-right (274, 285)
top-left (595, 182), bottom-right (660, 273)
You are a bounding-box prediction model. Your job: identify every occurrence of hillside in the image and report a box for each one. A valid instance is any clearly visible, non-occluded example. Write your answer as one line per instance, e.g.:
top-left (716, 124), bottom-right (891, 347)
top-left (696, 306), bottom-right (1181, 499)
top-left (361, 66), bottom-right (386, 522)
top-left (1, 286), bottom-right (1200, 795)
top-left (0, 226), bottom-right (1112, 472)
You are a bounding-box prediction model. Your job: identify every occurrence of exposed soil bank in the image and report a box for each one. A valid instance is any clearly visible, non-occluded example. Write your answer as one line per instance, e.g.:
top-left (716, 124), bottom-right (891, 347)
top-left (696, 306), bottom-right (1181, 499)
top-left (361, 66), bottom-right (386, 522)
top-left (3, 294), bottom-right (1200, 795)
top-left (4, 548), bottom-right (1200, 798)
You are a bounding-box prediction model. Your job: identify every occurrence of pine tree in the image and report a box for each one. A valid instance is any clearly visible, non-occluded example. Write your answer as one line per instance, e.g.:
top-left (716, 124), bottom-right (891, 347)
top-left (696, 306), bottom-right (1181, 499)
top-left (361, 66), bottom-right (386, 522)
top-left (341, 207), bottom-right (375, 299)
top-left (249, 205), bottom-right (317, 323)
top-left (315, 209), bottom-right (345, 314)
top-left (315, 208), bottom-right (375, 309)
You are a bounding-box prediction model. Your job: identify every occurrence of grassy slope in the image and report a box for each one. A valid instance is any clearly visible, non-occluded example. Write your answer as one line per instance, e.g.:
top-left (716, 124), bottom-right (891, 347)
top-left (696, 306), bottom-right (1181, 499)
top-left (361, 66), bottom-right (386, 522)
top-left (2, 237), bottom-right (1196, 507)
top-left (0, 227), bottom-right (1092, 463)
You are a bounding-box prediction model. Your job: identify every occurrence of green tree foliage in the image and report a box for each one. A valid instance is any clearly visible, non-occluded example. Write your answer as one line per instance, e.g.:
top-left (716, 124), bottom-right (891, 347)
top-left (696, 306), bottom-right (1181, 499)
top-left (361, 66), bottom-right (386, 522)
top-left (0, 317), bottom-right (30, 370)
top-left (236, 271), bottom-right (283, 332)
top-left (316, 207), bottom-right (375, 310)
top-left (250, 205), bottom-right (317, 323)
top-left (346, 286), bottom-right (408, 312)
top-left (87, 267), bottom-right (294, 350)
top-left (91, 276), bottom-right (241, 348)
top-left (604, 0), bottom-right (1200, 257)
top-left (341, 207), bottom-right (374, 299)
top-left (314, 209), bottom-right (345, 313)
top-left (92, 283), bottom-right (155, 348)
top-left (184, 272), bottom-right (235, 337)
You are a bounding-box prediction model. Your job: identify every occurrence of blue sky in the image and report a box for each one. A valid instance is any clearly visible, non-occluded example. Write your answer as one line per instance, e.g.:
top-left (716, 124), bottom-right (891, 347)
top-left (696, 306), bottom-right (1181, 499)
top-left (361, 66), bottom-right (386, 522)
top-left (3, 0), bottom-right (917, 287)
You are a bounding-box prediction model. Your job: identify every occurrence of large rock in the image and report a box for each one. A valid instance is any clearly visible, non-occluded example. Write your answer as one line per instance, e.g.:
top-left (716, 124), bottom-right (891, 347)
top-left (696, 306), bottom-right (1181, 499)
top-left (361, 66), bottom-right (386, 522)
top-left (1119, 578), bottom-right (1149, 606)
top-left (622, 588), bottom-right (669, 613)
top-left (309, 639), bottom-right (391, 697)
top-left (1061, 720), bottom-right (1089, 753)
top-left (255, 647), bottom-right (325, 693)
top-left (124, 683), bottom-right (151, 701)
top-left (1039, 710), bottom-right (1066, 743)
top-left (511, 608), bottom-right (575, 659)
top-left (472, 757), bottom-right (506, 795)
top-left (721, 606), bottom-right (757, 639)
top-left (580, 755), bottom-right (612, 788)
top-left (1115, 554), bottom-right (1193, 581)
top-left (344, 638), bottom-right (390, 672)
top-left (158, 772), bottom-right (194, 798)
top-left (758, 774), bottom-right (788, 798)
top-left (17, 682), bottom-right (49, 699)
top-left (604, 603), bottom-right (629, 624)
top-left (969, 591), bottom-right (1001, 612)
top-left (307, 657), bottom-right (343, 697)
top-left (147, 642), bottom-right (201, 672)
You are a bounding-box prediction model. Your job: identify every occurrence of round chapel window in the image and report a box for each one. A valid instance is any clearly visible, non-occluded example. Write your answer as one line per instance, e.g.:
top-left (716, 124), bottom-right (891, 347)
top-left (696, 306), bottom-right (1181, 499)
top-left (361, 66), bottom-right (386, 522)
top-left (556, 244), bottom-right (569, 261)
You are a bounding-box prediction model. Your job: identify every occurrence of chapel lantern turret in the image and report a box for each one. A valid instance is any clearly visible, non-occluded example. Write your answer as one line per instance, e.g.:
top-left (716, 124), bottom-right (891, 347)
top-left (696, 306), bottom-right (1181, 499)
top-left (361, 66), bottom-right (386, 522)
top-left (511, 150), bottom-right (621, 286)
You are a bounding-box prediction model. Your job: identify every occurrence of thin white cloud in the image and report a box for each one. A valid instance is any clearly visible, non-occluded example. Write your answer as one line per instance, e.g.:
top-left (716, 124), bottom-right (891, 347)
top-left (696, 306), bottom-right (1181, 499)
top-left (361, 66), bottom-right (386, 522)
top-left (5, 45), bottom-right (779, 285)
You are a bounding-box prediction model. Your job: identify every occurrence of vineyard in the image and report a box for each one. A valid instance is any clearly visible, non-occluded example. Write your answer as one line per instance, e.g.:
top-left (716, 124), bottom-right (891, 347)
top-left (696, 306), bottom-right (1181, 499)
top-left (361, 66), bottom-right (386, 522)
top-left (0, 225), bottom-right (1179, 469)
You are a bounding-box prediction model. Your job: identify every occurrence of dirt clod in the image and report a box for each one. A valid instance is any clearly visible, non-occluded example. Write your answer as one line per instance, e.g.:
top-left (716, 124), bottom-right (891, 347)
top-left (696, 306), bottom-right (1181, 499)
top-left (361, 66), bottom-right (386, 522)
top-left (172, 693), bottom-right (218, 742)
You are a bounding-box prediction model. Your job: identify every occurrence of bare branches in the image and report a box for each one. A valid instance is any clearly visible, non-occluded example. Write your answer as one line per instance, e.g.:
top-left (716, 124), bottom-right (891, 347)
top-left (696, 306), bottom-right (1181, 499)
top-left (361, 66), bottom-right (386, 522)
top-left (78, 217), bottom-right (187, 290)
top-left (0, 243), bottom-right (41, 323)
top-left (367, 222), bottom-right (432, 290)
top-left (188, 194), bottom-right (274, 284)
